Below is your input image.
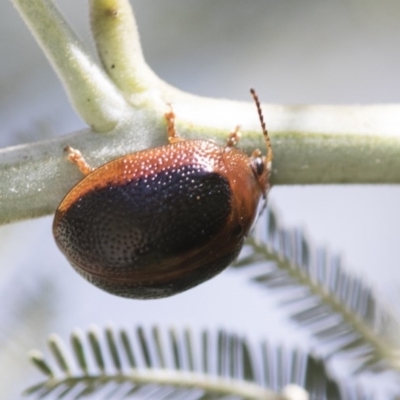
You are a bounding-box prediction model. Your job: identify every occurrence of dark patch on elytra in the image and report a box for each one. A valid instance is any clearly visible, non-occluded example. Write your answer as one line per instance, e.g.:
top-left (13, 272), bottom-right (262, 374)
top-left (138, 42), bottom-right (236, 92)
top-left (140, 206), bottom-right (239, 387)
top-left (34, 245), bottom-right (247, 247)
top-left (55, 164), bottom-right (232, 272)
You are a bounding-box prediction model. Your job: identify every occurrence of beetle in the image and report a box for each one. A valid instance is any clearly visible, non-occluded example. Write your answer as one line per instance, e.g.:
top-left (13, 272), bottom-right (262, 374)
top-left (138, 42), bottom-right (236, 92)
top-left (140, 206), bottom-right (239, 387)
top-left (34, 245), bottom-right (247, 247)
top-left (53, 89), bottom-right (273, 299)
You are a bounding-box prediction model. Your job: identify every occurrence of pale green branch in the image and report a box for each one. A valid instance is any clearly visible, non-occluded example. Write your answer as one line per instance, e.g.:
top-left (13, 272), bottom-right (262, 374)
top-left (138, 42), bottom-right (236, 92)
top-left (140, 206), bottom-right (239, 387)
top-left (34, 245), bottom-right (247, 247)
top-left (12, 0), bottom-right (128, 131)
top-left (89, 0), bottom-right (161, 100)
top-left (2, 0), bottom-right (400, 225)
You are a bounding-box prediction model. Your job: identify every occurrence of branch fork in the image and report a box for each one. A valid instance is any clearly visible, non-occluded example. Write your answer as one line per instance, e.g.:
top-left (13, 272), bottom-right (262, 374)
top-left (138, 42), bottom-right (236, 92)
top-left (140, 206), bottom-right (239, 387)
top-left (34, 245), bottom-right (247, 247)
top-left (1, 0), bottom-right (400, 224)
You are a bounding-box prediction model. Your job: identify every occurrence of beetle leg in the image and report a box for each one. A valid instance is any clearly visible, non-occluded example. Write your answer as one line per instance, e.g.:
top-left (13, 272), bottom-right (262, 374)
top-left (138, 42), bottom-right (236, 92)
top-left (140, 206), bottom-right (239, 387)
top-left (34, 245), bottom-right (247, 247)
top-left (64, 146), bottom-right (94, 176)
top-left (165, 104), bottom-right (184, 144)
top-left (226, 125), bottom-right (241, 147)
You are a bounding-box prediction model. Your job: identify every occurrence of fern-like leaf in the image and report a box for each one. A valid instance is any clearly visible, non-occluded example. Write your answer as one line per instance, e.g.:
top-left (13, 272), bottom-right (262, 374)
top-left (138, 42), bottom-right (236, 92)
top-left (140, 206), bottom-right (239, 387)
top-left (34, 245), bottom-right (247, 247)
top-left (24, 325), bottom-right (345, 399)
top-left (0, 274), bottom-right (57, 399)
top-left (236, 207), bottom-right (400, 373)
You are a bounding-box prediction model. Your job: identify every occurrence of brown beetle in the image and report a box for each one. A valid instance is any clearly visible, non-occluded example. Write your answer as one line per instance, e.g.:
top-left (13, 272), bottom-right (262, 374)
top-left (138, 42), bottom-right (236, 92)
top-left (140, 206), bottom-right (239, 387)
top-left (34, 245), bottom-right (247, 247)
top-left (53, 89), bottom-right (273, 299)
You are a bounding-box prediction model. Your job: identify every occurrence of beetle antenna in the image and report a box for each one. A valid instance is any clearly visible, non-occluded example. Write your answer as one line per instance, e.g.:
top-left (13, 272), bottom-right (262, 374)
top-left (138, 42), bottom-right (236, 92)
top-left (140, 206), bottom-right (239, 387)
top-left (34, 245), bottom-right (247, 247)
top-left (250, 88), bottom-right (273, 164)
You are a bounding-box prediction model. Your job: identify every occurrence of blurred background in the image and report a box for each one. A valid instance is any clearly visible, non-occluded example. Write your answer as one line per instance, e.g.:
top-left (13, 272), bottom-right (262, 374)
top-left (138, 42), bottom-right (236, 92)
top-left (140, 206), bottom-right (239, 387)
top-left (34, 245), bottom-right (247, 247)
top-left (1, 0), bottom-right (400, 398)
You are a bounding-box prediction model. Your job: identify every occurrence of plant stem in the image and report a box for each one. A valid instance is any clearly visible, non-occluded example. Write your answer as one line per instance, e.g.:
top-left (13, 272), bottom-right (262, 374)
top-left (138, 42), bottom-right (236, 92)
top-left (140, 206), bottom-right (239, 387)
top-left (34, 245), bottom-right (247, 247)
top-left (3, 0), bottom-right (400, 225)
top-left (89, 0), bottom-right (160, 99)
top-left (1, 103), bottom-right (400, 225)
top-left (11, 0), bottom-right (128, 131)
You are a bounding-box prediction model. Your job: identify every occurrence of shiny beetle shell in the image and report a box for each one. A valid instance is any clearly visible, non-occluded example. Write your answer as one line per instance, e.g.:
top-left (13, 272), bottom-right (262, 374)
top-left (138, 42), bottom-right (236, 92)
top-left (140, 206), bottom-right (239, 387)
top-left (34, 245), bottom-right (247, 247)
top-left (53, 90), bottom-right (273, 299)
